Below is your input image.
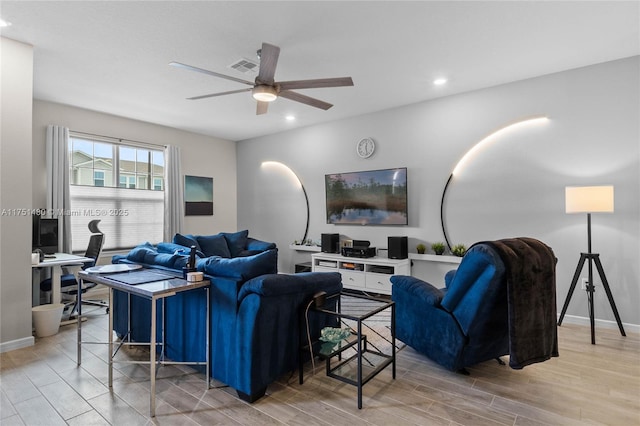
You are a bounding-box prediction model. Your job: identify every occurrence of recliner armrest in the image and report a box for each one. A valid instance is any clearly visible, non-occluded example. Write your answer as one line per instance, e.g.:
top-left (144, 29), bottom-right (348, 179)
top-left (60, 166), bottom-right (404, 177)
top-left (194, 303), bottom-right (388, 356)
top-left (390, 275), bottom-right (443, 306)
top-left (444, 269), bottom-right (457, 288)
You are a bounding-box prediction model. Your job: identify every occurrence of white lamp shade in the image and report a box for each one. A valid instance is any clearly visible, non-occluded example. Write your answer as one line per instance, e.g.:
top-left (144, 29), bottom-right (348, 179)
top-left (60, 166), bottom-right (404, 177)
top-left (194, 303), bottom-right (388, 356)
top-left (565, 186), bottom-right (614, 214)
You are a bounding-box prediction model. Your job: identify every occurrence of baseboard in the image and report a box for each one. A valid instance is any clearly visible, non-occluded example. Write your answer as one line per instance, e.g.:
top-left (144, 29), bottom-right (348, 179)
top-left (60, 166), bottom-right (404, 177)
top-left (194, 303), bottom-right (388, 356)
top-left (0, 336), bottom-right (34, 353)
top-left (558, 314), bottom-right (640, 334)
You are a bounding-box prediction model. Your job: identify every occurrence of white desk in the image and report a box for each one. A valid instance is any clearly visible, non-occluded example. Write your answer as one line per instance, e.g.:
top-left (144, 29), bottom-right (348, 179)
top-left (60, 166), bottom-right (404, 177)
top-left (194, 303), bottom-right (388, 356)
top-left (32, 253), bottom-right (93, 304)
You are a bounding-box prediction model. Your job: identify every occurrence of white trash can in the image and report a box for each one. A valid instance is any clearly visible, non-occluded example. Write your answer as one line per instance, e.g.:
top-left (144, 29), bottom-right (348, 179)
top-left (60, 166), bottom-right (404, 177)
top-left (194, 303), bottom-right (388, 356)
top-left (32, 303), bottom-right (65, 337)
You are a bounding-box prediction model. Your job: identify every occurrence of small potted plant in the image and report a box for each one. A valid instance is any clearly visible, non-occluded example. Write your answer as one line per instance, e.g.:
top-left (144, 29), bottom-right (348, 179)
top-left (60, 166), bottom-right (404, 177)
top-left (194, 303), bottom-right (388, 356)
top-left (431, 242), bottom-right (445, 255)
top-left (452, 244), bottom-right (467, 257)
top-left (416, 243), bottom-right (427, 254)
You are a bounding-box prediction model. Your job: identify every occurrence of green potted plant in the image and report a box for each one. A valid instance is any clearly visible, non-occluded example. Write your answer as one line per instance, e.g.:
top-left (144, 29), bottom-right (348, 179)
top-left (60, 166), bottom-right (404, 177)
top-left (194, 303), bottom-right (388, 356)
top-left (452, 244), bottom-right (467, 257)
top-left (416, 243), bottom-right (427, 254)
top-left (431, 242), bottom-right (445, 255)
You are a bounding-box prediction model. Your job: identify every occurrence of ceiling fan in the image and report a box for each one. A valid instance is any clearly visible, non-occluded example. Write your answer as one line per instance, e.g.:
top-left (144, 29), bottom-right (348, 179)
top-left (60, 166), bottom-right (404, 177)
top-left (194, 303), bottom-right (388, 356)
top-left (170, 42), bottom-right (354, 115)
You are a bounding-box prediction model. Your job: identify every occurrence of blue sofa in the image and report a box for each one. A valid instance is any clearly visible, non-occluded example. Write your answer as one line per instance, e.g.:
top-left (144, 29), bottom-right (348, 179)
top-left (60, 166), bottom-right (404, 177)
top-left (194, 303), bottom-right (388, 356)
top-left (391, 238), bottom-right (558, 372)
top-left (111, 231), bottom-right (342, 402)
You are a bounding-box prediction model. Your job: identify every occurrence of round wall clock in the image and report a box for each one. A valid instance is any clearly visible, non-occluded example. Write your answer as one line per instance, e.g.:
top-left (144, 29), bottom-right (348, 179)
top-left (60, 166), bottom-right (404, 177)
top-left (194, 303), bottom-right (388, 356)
top-left (357, 137), bottom-right (375, 158)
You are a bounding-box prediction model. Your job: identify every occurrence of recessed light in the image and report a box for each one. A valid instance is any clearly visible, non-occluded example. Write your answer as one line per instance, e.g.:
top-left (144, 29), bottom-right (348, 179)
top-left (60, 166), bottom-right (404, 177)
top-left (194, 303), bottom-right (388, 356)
top-left (0, 19), bottom-right (12, 28)
top-left (285, 115), bottom-right (296, 121)
top-left (433, 78), bottom-right (447, 86)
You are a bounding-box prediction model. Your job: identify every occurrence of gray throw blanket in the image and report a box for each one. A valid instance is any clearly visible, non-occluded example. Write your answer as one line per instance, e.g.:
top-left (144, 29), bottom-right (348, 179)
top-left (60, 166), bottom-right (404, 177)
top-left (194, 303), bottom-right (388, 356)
top-left (484, 237), bottom-right (559, 369)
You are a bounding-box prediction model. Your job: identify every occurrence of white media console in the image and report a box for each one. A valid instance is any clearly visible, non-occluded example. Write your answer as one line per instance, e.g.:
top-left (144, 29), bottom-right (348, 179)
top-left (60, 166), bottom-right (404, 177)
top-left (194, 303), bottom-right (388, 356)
top-left (311, 252), bottom-right (411, 295)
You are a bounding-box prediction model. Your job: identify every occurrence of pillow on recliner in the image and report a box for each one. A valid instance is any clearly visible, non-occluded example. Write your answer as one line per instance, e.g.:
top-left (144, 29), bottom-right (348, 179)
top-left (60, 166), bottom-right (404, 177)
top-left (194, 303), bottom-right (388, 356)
top-left (221, 230), bottom-right (249, 257)
top-left (197, 234), bottom-right (231, 258)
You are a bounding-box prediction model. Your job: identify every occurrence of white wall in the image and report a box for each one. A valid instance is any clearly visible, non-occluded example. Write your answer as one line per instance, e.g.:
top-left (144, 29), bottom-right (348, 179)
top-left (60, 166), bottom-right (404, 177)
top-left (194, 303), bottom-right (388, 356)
top-left (0, 38), bottom-right (34, 351)
top-left (32, 100), bottom-right (238, 237)
top-left (237, 57), bottom-right (640, 328)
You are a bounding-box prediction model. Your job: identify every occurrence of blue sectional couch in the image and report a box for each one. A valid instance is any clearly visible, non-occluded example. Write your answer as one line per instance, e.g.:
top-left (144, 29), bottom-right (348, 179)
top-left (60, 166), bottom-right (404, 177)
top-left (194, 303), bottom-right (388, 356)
top-left (111, 230), bottom-right (342, 402)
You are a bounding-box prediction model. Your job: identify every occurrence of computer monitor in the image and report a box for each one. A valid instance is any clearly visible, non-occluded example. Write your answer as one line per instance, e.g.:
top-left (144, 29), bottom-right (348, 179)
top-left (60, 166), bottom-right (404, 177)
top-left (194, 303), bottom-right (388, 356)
top-left (32, 215), bottom-right (59, 254)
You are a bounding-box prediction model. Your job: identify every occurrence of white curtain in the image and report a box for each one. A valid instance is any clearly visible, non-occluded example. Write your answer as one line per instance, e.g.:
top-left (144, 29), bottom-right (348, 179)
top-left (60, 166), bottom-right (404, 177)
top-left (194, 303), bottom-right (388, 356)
top-left (164, 145), bottom-right (184, 241)
top-left (46, 125), bottom-right (72, 253)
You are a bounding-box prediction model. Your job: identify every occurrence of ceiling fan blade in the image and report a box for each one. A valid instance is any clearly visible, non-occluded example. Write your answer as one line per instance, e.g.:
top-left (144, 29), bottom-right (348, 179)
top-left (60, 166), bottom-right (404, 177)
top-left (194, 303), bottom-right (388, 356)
top-left (187, 88), bottom-right (252, 100)
top-left (257, 43), bottom-right (280, 84)
top-left (277, 77), bottom-right (354, 91)
top-left (279, 90), bottom-right (333, 110)
top-left (256, 101), bottom-right (269, 115)
top-left (169, 61), bottom-right (254, 86)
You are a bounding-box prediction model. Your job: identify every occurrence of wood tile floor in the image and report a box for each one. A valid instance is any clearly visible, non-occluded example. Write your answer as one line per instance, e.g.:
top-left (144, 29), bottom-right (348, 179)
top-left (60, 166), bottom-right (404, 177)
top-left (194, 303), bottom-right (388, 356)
top-left (1, 306), bottom-right (638, 425)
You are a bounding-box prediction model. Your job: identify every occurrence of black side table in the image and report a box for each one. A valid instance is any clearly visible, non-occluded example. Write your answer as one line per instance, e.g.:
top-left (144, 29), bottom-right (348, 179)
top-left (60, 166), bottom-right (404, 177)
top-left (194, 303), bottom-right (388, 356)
top-left (300, 292), bottom-right (395, 409)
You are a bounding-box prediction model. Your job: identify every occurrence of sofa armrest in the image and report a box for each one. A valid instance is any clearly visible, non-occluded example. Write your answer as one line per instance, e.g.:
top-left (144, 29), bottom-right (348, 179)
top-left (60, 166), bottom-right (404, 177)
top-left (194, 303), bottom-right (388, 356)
top-left (231, 271), bottom-right (342, 398)
top-left (238, 272), bottom-right (342, 301)
top-left (390, 275), bottom-right (443, 306)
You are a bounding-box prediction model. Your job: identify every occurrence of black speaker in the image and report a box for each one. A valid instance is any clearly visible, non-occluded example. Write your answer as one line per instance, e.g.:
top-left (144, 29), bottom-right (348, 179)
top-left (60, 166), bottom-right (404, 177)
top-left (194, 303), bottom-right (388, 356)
top-left (388, 236), bottom-right (408, 259)
top-left (321, 233), bottom-right (340, 253)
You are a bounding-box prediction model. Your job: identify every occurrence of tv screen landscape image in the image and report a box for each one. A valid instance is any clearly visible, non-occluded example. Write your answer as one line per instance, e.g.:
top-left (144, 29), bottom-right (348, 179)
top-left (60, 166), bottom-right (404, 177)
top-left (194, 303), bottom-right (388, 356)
top-left (325, 167), bottom-right (408, 225)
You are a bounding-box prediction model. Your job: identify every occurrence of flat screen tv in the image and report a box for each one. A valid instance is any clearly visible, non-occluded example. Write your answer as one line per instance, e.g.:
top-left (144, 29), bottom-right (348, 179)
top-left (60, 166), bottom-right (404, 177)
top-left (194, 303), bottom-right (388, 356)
top-left (32, 216), bottom-right (59, 254)
top-left (325, 167), bottom-right (408, 225)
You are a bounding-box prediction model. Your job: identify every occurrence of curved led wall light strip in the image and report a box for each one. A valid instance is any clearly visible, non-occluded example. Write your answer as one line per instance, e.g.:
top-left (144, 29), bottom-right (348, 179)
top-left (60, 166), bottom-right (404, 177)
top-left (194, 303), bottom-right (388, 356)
top-left (440, 115), bottom-right (550, 251)
top-left (261, 161), bottom-right (310, 244)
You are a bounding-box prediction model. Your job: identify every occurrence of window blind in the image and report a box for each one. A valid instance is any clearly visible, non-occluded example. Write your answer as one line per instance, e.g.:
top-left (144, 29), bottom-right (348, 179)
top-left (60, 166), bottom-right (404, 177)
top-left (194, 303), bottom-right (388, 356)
top-left (70, 185), bottom-right (163, 251)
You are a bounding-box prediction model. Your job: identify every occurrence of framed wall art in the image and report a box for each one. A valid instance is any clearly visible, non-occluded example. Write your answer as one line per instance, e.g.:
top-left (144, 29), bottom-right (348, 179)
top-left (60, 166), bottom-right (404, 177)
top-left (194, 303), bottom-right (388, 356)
top-left (184, 175), bottom-right (213, 216)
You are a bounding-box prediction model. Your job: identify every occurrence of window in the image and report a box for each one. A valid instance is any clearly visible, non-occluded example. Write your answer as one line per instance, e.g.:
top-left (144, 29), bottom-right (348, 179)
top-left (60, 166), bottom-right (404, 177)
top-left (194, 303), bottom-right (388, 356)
top-left (94, 171), bottom-right (105, 187)
top-left (153, 178), bottom-right (163, 191)
top-left (68, 134), bottom-right (165, 251)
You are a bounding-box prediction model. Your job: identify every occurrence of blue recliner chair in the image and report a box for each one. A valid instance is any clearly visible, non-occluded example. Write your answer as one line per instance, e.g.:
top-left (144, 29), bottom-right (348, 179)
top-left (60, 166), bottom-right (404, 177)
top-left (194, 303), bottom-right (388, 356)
top-left (391, 238), bottom-right (558, 373)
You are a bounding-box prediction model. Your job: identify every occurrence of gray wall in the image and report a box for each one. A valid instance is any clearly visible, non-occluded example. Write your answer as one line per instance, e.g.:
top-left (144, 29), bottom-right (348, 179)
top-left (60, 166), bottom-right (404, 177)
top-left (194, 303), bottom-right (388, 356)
top-left (237, 56), bottom-right (640, 329)
top-left (32, 100), bottom-right (238, 236)
top-left (0, 98), bottom-right (237, 351)
top-left (0, 38), bottom-right (34, 351)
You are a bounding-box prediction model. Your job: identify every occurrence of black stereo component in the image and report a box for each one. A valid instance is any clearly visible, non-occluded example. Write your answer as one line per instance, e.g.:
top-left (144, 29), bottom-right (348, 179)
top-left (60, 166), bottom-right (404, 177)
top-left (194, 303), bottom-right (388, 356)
top-left (341, 247), bottom-right (377, 258)
top-left (388, 236), bottom-right (408, 259)
top-left (352, 240), bottom-right (370, 249)
top-left (321, 233), bottom-right (340, 253)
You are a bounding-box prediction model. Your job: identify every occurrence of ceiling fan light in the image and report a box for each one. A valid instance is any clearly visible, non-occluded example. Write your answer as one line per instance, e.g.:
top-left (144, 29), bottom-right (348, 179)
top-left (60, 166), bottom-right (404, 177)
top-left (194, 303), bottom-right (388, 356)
top-left (252, 85), bottom-right (277, 102)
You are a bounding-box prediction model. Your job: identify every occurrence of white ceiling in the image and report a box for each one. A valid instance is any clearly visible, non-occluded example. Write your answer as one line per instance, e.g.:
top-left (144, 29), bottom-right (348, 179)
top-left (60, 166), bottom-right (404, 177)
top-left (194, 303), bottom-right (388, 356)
top-left (1, 1), bottom-right (638, 141)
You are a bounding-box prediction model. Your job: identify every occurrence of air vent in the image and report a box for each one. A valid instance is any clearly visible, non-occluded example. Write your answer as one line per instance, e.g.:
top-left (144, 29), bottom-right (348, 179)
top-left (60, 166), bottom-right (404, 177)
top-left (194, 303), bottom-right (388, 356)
top-left (228, 58), bottom-right (259, 74)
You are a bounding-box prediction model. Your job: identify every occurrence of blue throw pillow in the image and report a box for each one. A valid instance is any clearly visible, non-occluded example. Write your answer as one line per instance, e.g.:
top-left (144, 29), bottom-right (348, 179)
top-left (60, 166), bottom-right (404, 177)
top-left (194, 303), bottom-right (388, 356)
top-left (221, 230), bottom-right (249, 257)
top-left (172, 233), bottom-right (202, 251)
top-left (246, 237), bottom-right (276, 252)
top-left (235, 249), bottom-right (262, 257)
top-left (202, 248), bottom-right (277, 280)
top-left (126, 242), bottom-right (157, 262)
top-left (196, 234), bottom-right (231, 258)
top-left (157, 242), bottom-right (206, 258)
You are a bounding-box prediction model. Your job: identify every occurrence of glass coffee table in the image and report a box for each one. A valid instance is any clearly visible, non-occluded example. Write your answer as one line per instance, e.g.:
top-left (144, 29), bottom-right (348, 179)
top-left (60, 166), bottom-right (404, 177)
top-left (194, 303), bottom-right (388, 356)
top-left (301, 291), bottom-right (395, 409)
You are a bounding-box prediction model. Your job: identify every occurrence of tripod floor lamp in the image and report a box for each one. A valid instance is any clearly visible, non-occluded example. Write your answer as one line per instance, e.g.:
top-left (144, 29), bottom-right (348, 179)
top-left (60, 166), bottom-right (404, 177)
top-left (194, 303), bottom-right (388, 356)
top-left (558, 185), bottom-right (625, 344)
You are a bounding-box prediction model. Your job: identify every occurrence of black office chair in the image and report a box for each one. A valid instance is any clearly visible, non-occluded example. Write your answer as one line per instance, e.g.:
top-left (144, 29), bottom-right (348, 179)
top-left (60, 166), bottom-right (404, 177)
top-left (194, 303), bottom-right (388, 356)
top-left (40, 220), bottom-right (107, 314)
